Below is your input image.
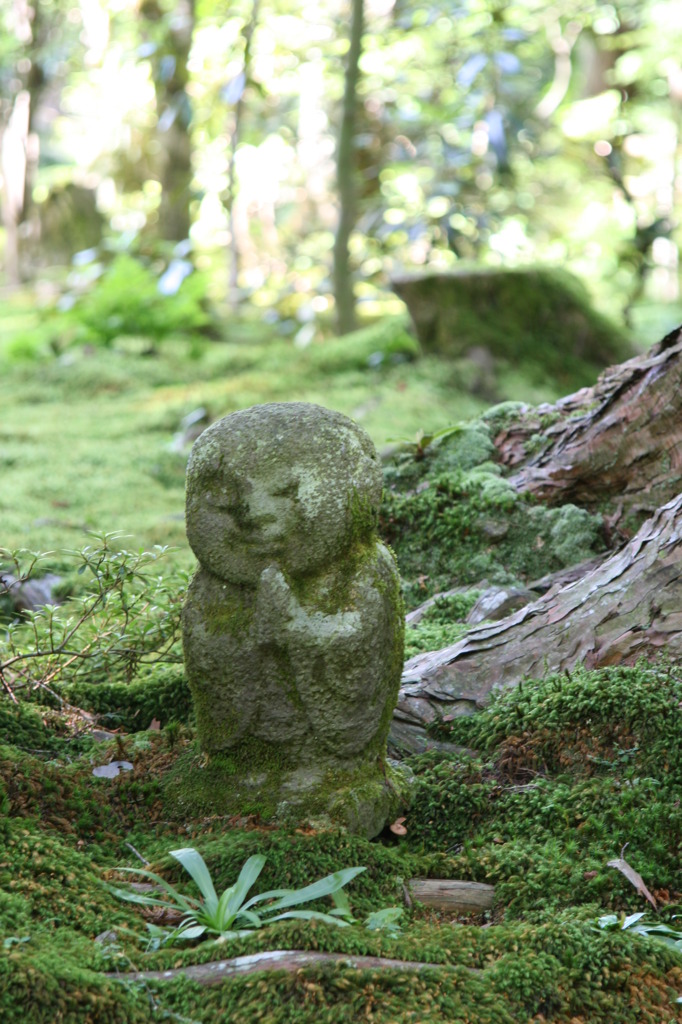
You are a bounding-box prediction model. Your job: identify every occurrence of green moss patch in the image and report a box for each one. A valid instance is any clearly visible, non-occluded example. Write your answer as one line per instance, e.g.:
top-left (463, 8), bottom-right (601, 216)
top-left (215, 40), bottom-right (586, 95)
top-left (61, 663), bottom-right (193, 732)
top-left (381, 421), bottom-right (605, 608)
top-left (403, 663), bottom-right (682, 917)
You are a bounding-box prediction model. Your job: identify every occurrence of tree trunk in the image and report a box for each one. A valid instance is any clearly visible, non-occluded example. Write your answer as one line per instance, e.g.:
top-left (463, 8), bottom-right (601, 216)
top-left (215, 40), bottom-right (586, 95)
top-left (494, 326), bottom-right (682, 533)
top-left (149, 0), bottom-right (196, 243)
top-left (224, 0), bottom-right (261, 307)
top-left (390, 326), bottom-right (682, 755)
top-left (333, 0), bottom-right (364, 336)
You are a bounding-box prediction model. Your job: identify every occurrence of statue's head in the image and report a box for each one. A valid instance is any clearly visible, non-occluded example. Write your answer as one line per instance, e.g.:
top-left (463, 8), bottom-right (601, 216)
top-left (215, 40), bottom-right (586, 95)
top-left (185, 403), bottom-right (382, 583)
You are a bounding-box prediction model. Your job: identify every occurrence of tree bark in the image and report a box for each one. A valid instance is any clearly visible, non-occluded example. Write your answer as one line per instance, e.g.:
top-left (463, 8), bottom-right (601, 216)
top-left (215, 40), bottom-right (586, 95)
top-left (407, 879), bottom-right (494, 913)
top-left (222, 0), bottom-right (261, 307)
top-left (494, 326), bottom-right (682, 533)
top-left (390, 326), bottom-right (682, 755)
top-left (144, 0), bottom-right (196, 243)
top-left (333, 0), bottom-right (364, 336)
top-left (393, 491), bottom-right (682, 754)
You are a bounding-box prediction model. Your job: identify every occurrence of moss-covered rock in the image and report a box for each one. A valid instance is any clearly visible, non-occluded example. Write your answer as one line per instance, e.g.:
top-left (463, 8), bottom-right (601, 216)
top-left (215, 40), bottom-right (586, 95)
top-left (381, 416), bottom-right (605, 607)
top-left (392, 266), bottom-right (631, 392)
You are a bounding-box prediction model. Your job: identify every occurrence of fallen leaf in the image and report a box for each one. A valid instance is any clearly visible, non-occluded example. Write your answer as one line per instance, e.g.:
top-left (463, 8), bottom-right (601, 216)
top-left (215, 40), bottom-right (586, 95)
top-left (607, 849), bottom-right (657, 910)
top-left (583, 871), bottom-right (598, 880)
top-left (390, 816), bottom-right (408, 836)
top-left (148, 718), bottom-right (161, 731)
top-left (92, 761), bottom-right (134, 779)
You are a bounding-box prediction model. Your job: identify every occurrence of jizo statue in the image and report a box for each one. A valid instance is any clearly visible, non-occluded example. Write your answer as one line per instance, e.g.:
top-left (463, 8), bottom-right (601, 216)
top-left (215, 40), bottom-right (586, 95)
top-left (180, 402), bottom-right (407, 836)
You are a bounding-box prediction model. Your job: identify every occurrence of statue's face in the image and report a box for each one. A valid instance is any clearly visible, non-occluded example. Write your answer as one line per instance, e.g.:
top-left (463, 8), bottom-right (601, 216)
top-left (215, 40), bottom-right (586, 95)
top-left (185, 404), bottom-right (382, 583)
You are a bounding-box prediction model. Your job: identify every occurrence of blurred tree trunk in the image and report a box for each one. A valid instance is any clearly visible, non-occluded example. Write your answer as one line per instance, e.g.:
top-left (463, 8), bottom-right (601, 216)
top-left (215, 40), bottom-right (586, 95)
top-left (333, 0), bottom-right (364, 336)
top-left (0, 0), bottom-right (43, 284)
top-left (143, 0), bottom-right (195, 243)
top-left (224, 0), bottom-right (261, 307)
top-left (391, 328), bottom-right (682, 754)
top-left (0, 92), bottom-right (29, 285)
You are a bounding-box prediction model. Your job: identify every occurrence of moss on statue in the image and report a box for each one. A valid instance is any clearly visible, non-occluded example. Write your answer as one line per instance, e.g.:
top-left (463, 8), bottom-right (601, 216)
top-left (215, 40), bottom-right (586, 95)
top-left (181, 403), bottom-right (406, 836)
top-left (163, 741), bottom-right (411, 837)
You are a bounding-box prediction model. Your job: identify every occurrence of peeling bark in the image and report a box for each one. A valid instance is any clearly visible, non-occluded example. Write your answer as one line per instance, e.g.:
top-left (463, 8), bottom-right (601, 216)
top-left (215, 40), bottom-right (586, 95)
top-left (392, 492), bottom-right (682, 755)
top-left (495, 327), bottom-right (682, 530)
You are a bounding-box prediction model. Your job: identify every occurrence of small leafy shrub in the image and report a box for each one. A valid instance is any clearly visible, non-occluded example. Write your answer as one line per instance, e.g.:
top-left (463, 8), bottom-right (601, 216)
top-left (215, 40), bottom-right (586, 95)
top-left (1, 535), bottom-right (185, 706)
top-left (111, 847), bottom-right (365, 944)
top-left (65, 253), bottom-right (209, 348)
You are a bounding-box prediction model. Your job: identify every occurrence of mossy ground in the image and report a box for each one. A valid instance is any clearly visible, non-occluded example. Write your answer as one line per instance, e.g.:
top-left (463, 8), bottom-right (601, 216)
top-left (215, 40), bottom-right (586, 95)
top-left (3, 297), bottom-right (682, 1020)
top-left (3, 657), bottom-right (682, 1022)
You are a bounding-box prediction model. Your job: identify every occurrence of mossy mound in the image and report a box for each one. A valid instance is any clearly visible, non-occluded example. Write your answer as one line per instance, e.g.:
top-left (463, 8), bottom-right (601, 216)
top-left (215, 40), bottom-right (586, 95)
top-left (381, 418), bottom-right (605, 608)
top-left (392, 266), bottom-right (631, 391)
top-left (404, 663), bottom-right (682, 916)
top-left (61, 663), bottom-right (192, 732)
top-left (304, 315), bottom-right (420, 372)
top-left (404, 591), bottom-right (479, 658)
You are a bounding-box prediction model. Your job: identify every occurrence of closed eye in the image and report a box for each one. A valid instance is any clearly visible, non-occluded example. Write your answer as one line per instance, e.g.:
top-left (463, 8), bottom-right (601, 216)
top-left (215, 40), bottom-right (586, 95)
top-left (272, 481), bottom-right (299, 499)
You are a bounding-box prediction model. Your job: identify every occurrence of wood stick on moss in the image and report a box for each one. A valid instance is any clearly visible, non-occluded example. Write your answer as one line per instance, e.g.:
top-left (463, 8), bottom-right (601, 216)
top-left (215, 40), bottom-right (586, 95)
top-left (106, 950), bottom-right (478, 986)
top-left (407, 878), bottom-right (495, 913)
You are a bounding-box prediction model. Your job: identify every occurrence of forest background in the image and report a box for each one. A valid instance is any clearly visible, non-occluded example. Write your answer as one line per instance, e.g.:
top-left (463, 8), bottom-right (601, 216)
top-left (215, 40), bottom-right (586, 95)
top-left (3, 0), bottom-right (682, 344)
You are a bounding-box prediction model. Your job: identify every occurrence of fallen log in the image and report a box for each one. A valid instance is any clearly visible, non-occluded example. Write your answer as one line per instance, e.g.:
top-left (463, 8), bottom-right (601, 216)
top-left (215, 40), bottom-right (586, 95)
top-left (391, 492), bottom-right (682, 754)
top-left (105, 949), bottom-right (474, 986)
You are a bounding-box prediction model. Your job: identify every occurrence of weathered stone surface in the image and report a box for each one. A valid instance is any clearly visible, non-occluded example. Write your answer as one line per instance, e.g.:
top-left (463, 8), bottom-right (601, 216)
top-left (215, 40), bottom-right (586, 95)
top-left (179, 402), bottom-right (407, 837)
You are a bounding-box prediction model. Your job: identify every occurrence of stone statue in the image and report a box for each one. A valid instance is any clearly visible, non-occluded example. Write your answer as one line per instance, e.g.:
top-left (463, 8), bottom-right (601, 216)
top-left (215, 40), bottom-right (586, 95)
top-left (180, 402), bottom-right (407, 836)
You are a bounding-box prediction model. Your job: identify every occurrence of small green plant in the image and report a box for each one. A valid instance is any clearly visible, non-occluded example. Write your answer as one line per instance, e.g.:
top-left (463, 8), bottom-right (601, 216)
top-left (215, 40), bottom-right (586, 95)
top-left (66, 253), bottom-right (210, 349)
top-left (597, 911), bottom-right (682, 953)
top-left (387, 423), bottom-right (468, 461)
top-left (364, 906), bottom-right (403, 934)
top-left (110, 847), bottom-right (365, 944)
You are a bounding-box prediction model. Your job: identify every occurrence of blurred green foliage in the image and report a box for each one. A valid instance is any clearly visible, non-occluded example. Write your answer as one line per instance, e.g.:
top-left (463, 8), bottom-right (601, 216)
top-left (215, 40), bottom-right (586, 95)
top-left (63, 254), bottom-right (210, 348)
top-left (2, 0), bottom-right (682, 329)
